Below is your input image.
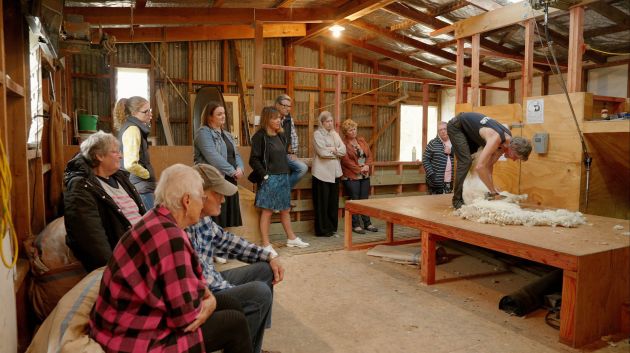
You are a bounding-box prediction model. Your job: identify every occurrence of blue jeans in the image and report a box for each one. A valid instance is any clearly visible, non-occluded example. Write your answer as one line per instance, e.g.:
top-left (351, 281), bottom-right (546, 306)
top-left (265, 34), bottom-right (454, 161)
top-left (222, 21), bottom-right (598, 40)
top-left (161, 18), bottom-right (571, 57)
top-left (220, 262), bottom-right (274, 353)
top-left (287, 155), bottom-right (308, 189)
top-left (140, 192), bottom-right (155, 210)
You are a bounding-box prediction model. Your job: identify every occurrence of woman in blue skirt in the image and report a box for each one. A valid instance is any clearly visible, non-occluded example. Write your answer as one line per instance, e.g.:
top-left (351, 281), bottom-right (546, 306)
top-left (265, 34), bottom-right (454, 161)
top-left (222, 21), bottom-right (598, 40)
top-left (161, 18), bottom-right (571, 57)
top-left (249, 107), bottom-right (310, 257)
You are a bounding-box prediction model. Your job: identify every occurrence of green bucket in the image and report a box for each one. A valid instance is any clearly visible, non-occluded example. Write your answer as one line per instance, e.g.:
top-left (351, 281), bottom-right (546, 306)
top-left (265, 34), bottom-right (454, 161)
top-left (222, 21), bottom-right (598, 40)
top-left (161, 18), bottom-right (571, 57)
top-left (78, 114), bottom-right (98, 131)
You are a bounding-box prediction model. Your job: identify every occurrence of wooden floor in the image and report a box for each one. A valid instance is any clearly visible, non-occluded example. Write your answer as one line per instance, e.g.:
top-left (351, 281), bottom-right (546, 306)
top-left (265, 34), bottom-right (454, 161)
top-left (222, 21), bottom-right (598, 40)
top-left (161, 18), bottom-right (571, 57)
top-left (263, 249), bottom-right (630, 353)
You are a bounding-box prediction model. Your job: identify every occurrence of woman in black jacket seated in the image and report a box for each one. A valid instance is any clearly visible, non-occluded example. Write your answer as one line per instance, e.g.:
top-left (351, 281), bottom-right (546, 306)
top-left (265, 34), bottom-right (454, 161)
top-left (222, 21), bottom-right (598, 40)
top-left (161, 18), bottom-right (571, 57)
top-left (64, 131), bottom-right (146, 272)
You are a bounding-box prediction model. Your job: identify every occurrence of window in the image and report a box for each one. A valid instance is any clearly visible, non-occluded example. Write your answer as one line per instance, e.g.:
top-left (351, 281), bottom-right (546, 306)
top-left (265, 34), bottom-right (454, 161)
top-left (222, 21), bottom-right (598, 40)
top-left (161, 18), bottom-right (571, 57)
top-left (399, 104), bottom-right (438, 161)
top-left (115, 67), bottom-right (150, 101)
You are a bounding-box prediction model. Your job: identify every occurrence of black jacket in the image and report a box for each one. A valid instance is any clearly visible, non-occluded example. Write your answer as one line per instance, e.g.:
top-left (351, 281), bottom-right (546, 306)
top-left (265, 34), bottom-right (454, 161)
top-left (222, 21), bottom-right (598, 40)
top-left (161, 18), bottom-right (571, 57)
top-left (118, 116), bottom-right (156, 193)
top-left (63, 154), bottom-right (146, 272)
top-left (249, 129), bottom-right (289, 178)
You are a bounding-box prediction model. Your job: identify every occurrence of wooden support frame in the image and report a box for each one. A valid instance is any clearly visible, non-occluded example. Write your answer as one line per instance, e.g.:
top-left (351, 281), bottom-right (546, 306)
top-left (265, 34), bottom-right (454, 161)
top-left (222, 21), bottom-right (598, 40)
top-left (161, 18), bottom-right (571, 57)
top-left (567, 6), bottom-right (584, 93)
top-left (253, 21), bottom-right (264, 118)
top-left (521, 19), bottom-right (534, 101)
top-left (456, 39), bottom-right (465, 104)
top-left (470, 33), bottom-right (480, 107)
top-left (344, 194), bottom-right (630, 348)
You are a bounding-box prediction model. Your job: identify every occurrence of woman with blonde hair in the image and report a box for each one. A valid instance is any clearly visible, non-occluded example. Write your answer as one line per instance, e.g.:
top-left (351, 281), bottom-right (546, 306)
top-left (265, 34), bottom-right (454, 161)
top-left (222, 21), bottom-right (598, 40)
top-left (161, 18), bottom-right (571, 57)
top-left (340, 119), bottom-right (377, 234)
top-left (249, 107), bottom-right (309, 257)
top-left (311, 111), bottom-right (346, 237)
top-left (194, 102), bottom-right (244, 228)
top-left (113, 96), bottom-right (156, 209)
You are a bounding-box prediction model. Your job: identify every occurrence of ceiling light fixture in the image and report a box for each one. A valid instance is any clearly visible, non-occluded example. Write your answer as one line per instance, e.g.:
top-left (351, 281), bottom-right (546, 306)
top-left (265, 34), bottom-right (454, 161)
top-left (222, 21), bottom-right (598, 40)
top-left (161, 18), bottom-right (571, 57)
top-left (329, 25), bottom-right (345, 38)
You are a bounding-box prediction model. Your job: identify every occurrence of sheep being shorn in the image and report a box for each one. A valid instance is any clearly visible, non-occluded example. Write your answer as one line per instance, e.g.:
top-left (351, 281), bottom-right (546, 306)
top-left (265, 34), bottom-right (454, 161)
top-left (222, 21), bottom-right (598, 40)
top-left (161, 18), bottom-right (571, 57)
top-left (454, 152), bottom-right (586, 227)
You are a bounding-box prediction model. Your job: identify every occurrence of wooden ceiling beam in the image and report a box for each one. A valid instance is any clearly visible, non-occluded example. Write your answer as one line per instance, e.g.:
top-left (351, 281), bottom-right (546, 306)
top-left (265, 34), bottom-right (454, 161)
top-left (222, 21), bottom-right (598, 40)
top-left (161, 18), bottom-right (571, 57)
top-left (584, 23), bottom-right (630, 38)
top-left (430, 0), bottom-right (471, 17)
top-left (96, 23), bottom-right (306, 43)
top-left (293, 0), bottom-right (396, 45)
top-left (385, 2), bottom-right (551, 71)
top-left (62, 7), bottom-right (336, 25)
top-left (587, 1), bottom-right (630, 27)
top-left (330, 34), bottom-right (456, 80)
top-left (212, 0), bottom-right (225, 7)
top-left (274, 0), bottom-right (297, 7)
top-left (350, 19), bottom-right (505, 77)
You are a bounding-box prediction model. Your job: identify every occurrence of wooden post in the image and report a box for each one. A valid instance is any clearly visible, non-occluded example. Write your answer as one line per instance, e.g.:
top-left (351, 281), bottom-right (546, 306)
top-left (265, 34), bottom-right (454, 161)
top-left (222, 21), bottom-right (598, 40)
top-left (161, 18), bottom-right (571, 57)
top-left (542, 72), bottom-right (549, 96)
top-left (222, 40), bottom-right (229, 93)
top-left (286, 41), bottom-right (294, 100)
top-left (335, 73), bottom-right (341, 130)
top-left (188, 41), bottom-right (194, 144)
top-left (422, 84), bottom-right (429, 154)
top-left (508, 78), bottom-right (515, 104)
top-left (308, 92), bottom-right (316, 158)
top-left (470, 34), bottom-right (480, 107)
top-left (318, 43), bottom-right (325, 111)
top-left (567, 6), bottom-right (584, 93)
top-left (253, 21), bottom-right (264, 116)
top-left (346, 52), bottom-right (353, 119)
top-left (521, 19), bottom-right (534, 101)
top-left (421, 230), bottom-right (436, 284)
top-left (456, 39), bottom-right (465, 104)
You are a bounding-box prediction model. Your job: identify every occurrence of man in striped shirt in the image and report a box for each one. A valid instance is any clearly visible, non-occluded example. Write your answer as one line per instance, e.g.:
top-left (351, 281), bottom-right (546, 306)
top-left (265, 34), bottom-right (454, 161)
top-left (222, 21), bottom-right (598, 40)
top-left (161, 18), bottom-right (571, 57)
top-left (187, 164), bottom-right (284, 353)
top-left (423, 121), bottom-right (454, 195)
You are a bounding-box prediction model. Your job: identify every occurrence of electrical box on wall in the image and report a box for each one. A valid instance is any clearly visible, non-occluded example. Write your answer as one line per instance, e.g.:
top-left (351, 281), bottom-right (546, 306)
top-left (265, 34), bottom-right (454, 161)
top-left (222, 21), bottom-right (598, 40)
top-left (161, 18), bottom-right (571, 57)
top-left (533, 132), bottom-right (549, 154)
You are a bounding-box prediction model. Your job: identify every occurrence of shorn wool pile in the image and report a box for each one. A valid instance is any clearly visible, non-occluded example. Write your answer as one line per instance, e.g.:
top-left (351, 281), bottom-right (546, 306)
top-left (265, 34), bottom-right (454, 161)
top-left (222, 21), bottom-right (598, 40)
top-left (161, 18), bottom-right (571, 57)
top-left (454, 153), bottom-right (586, 227)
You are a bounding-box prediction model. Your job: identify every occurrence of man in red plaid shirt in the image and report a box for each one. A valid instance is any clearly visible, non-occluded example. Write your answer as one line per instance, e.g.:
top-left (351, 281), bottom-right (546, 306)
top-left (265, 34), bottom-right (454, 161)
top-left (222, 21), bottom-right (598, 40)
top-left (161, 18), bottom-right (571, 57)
top-left (90, 164), bottom-right (252, 353)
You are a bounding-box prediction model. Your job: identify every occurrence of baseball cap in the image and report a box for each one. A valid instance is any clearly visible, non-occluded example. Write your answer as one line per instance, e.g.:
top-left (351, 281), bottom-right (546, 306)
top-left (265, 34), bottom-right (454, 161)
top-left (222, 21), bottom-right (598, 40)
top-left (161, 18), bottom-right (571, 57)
top-left (192, 164), bottom-right (238, 196)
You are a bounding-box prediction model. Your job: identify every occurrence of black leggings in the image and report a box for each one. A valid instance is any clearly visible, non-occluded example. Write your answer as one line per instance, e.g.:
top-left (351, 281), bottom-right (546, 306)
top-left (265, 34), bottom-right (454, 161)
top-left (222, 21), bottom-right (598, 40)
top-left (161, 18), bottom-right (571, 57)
top-left (201, 293), bottom-right (253, 353)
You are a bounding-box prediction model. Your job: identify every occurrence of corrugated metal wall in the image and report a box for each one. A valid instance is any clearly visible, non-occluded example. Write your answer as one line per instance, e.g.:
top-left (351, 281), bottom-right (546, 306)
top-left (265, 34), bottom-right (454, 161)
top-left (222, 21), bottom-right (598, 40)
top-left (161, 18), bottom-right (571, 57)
top-left (71, 38), bottom-right (417, 160)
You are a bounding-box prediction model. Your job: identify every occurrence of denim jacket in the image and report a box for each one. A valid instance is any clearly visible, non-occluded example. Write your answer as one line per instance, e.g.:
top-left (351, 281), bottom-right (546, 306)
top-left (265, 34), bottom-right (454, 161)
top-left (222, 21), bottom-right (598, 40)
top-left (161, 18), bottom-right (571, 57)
top-left (194, 125), bottom-right (244, 176)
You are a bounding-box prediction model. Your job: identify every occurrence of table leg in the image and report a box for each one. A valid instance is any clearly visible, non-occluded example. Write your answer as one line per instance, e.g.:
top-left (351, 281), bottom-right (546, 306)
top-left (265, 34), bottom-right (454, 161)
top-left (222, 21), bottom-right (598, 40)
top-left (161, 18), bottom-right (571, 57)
top-left (386, 222), bottom-right (394, 243)
top-left (421, 230), bottom-right (436, 284)
top-left (559, 270), bottom-right (577, 345)
top-left (344, 209), bottom-right (353, 250)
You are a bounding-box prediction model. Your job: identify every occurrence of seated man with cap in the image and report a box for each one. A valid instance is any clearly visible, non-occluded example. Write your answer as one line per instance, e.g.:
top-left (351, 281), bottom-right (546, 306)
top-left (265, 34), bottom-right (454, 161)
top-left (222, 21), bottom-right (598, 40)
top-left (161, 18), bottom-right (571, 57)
top-left (186, 164), bottom-right (285, 353)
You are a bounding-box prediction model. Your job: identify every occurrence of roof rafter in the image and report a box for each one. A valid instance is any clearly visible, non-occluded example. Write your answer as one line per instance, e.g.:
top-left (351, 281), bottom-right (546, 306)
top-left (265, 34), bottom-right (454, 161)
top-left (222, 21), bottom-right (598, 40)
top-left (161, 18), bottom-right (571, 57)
top-left (384, 2), bottom-right (552, 71)
top-left (430, 0), bottom-right (471, 16)
top-left (293, 0), bottom-right (396, 45)
top-left (62, 6), bottom-right (337, 25)
top-left (273, 0), bottom-right (296, 8)
top-left (329, 34), bottom-right (456, 80)
top-left (461, 0), bottom-right (607, 63)
top-left (587, 1), bottom-right (630, 27)
top-left (350, 19), bottom-right (505, 77)
top-left (584, 23), bottom-right (630, 37)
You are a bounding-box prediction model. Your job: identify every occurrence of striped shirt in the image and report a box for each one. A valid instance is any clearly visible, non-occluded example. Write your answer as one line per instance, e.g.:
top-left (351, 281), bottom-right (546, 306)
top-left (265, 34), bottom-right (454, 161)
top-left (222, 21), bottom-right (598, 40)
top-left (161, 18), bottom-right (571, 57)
top-left (186, 216), bottom-right (272, 292)
top-left (423, 136), bottom-right (454, 189)
top-left (90, 206), bottom-right (208, 353)
top-left (97, 178), bottom-right (142, 225)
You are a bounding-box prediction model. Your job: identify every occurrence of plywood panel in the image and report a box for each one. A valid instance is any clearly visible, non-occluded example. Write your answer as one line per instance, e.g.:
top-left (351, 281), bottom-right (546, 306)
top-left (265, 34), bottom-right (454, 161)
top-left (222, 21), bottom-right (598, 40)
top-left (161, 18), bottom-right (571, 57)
top-left (520, 93), bottom-right (591, 210)
top-left (582, 133), bottom-right (630, 219)
top-left (521, 159), bottom-right (582, 210)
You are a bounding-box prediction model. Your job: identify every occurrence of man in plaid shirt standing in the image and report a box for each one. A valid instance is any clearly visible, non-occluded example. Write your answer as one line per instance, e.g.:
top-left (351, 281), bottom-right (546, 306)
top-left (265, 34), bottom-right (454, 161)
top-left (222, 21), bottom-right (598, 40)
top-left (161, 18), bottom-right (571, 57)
top-left (275, 94), bottom-right (308, 189)
top-left (187, 164), bottom-right (285, 353)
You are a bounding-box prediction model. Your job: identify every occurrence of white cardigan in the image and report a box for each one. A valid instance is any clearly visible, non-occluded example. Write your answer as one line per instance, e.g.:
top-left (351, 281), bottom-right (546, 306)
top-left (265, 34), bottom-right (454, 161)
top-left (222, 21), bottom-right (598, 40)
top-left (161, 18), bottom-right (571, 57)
top-left (311, 128), bottom-right (346, 183)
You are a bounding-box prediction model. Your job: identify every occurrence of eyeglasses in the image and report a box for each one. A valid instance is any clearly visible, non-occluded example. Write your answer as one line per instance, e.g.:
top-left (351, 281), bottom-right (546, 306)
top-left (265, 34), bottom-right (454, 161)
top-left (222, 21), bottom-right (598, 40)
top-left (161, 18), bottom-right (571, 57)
top-left (140, 108), bottom-right (152, 114)
top-left (279, 103), bottom-right (291, 109)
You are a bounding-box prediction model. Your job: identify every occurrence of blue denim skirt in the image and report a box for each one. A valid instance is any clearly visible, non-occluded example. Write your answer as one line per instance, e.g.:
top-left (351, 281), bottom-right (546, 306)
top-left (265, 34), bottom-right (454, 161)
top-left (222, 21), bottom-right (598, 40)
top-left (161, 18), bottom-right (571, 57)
top-left (255, 173), bottom-right (291, 211)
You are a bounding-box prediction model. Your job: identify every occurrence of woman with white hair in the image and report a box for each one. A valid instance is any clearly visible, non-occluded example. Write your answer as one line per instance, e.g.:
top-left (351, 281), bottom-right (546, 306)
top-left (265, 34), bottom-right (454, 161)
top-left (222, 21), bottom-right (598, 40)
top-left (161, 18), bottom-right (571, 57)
top-left (63, 131), bottom-right (145, 272)
top-left (90, 164), bottom-right (252, 353)
top-left (311, 111), bottom-right (346, 237)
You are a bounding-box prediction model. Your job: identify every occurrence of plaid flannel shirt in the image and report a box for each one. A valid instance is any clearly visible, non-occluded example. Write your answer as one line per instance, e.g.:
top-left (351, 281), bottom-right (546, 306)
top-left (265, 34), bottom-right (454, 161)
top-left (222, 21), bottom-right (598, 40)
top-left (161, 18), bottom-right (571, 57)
top-left (186, 216), bottom-right (272, 292)
top-left (90, 206), bottom-right (208, 353)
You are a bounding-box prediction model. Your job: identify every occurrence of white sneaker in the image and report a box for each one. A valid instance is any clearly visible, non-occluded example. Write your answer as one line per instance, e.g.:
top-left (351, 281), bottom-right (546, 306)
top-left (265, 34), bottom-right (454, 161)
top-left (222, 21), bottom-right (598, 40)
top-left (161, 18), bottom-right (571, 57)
top-left (287, 237), bottom-right (310, 248)
top-left (263, 244), bottom-right (278, 258)
top-left (213, 256), bottom-right (227, 264)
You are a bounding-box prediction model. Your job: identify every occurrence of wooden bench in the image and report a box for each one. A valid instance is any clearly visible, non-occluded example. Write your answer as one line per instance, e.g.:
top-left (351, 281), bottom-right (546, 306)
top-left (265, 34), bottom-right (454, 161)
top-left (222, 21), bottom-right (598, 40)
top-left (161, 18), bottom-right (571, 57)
top-left (344, 194), bottom-right (630, 348)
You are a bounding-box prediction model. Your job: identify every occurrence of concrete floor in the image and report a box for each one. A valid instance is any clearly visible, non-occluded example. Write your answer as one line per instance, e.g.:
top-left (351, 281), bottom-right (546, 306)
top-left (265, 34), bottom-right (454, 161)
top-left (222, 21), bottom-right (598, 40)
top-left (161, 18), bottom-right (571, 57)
top-left (259, 247), bottom-right (629, 353)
